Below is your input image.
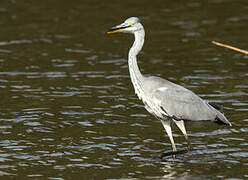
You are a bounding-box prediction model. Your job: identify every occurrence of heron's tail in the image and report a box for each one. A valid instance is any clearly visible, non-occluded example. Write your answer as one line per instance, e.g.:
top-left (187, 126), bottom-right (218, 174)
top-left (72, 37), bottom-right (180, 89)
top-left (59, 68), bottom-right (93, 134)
top-left (215, 113), bottom-right (232, 126)
top-left (208, 102), bottom-right (232, 126)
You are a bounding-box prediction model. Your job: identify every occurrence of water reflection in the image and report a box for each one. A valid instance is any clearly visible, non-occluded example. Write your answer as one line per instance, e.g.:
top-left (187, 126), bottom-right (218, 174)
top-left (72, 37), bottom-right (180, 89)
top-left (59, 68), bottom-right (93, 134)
top-left (160, 163), bottom-right (189, 180)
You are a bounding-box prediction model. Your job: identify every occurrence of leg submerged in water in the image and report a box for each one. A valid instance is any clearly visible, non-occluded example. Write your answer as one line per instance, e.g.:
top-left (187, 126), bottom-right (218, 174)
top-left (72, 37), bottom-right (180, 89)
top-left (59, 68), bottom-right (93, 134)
top-left (159, 120), bottom-right (192, 159)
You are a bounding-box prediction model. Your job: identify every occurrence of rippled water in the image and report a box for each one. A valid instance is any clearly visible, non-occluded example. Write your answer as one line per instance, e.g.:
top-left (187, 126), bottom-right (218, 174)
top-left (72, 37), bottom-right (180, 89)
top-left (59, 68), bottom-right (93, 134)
top-left (0, 0), bottom-right (248, 179)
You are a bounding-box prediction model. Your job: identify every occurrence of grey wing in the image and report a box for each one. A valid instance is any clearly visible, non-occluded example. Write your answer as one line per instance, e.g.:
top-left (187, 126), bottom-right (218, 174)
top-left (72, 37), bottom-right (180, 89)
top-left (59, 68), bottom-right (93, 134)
top-left (152, 87), bottom-right (216, 121)
top-left (142, 76), bottom-right (231, 125)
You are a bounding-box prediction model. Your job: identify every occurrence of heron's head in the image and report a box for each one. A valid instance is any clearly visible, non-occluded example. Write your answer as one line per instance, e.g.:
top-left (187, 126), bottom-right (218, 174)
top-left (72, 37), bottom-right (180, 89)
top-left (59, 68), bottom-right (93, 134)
top-left (107, 17), bottom-right (143, 34)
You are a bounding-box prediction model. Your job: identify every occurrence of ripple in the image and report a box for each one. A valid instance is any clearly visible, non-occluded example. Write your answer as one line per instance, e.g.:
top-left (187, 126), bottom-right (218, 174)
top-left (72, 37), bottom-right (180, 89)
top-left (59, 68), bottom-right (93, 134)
top-left (65, 48), bottom-right (90, 54)
top-left (230, 152), bottom-right (248, 158)
top-left (66, 163), bottom-right (111, 168)
top-left (0, 39), bottom-right (52, 46)
top-left (169, 21), bottom-right (198, 29)
top-left (117, 152), bottom-right (140, 157)
top-left (0, 49), bottom-right (12, 53)
top-left (78, 121), bottom-right (93, 127)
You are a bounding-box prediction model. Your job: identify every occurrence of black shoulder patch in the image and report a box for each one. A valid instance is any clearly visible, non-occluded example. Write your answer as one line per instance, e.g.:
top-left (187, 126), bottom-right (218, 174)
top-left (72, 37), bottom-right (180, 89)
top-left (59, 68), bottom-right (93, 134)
top-left (172, 115), bottom-right (183, 121)
top-left (208, 102), bottom-right (223, 113)
top-left (160, 106), bottom-right (167, 114)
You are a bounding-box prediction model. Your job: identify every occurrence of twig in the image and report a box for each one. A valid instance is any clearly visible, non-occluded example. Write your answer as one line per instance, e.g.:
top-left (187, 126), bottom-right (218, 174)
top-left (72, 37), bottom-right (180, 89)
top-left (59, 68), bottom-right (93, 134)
top-left (212, 41), bottom-right (248, 55)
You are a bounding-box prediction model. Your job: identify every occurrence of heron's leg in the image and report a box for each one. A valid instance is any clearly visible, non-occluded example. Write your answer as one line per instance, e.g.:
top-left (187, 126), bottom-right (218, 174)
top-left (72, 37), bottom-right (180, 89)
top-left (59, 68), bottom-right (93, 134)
top-left (160, 120), bottom-right (177, 152)
top-left (174, 120), bottom-right (192, 151)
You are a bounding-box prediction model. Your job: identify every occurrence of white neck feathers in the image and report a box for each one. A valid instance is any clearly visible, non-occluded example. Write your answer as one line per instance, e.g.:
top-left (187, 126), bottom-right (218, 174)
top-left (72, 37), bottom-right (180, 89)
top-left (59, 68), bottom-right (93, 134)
top-left (128, 25), bottom-right (145, 98)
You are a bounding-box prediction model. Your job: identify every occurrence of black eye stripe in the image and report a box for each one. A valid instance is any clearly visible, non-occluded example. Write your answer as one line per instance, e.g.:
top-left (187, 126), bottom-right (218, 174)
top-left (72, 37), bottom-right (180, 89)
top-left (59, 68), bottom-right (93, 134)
top-left (108, 25), bottom-right (132, 32)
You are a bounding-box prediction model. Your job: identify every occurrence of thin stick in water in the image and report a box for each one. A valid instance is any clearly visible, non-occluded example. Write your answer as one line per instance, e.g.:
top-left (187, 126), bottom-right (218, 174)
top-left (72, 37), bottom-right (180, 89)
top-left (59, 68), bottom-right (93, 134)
top-left (212, 41), bottom-right (248, 55)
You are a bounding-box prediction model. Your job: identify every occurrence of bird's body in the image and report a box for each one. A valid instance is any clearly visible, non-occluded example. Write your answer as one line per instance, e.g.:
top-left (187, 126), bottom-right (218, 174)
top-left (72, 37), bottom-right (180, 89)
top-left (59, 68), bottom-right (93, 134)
top-left (107, 17), bottom-right (231, 154)
top-left (142, 75), bottom-right (229, 122)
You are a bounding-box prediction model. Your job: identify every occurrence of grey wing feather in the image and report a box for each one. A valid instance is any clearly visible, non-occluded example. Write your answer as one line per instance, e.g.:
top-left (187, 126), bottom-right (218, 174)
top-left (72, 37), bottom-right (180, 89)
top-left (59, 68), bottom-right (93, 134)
top-left (153, 87), bottom-right (214, 121)
top-left (144, 76), bottom-right (231, 125)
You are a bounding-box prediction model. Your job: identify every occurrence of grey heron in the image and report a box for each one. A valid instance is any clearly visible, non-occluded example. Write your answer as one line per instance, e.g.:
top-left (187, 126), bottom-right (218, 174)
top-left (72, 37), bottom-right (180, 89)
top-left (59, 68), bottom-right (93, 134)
top-left (107, 17), bottom-right (232, 156)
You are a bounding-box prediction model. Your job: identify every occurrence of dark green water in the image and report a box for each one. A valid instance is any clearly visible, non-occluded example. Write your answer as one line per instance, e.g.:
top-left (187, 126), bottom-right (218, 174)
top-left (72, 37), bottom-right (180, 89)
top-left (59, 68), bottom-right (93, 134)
top-left (0, 0), bottom-right (247, 179)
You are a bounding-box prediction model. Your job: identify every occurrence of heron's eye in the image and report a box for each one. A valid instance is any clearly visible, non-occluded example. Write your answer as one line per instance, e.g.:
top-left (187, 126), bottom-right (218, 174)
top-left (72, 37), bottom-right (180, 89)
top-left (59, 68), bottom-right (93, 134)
top-left (127, 22), bottom-right (135, 27)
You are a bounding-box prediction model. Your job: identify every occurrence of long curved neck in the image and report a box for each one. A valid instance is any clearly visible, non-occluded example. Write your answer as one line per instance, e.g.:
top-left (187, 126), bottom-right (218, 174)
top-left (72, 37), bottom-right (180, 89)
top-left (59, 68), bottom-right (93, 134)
top-left (128, 27), bottom-right (145, 96)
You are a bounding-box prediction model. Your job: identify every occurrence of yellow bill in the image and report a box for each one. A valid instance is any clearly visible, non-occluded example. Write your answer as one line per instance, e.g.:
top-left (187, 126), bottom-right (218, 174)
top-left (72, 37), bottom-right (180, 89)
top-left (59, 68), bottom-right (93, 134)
top-left (107, 23), bottom-right (131, 34)
top-left (107, 29), bottom-right (122, 34)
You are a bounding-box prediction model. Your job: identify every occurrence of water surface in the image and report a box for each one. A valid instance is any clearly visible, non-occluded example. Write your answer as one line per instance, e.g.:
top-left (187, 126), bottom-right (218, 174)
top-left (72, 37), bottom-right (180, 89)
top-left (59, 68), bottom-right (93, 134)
top-left (0, 0), bottom-right (247, 179)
